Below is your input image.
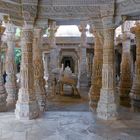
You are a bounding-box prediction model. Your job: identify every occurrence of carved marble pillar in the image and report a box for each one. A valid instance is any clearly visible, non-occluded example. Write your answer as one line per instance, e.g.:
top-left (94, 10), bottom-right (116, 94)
top-left (78, 22), bottom-right (88, 87)
top-left (89, 28), bottom-right (103, 110)
top-left (5, 22), bottom-right (17, 107)
top-left (119, 32), bottom-right (132, 107)
top-left (47, 21), bottom-right (59, 94)
top-left (33, 28), bottom-right (47, 112)
top-left (43, 53), bottom-right (49, 79)
top-left (15, 26), bottom-right (39, 119)
top-left (130, 22), bottom-right (140, 111)
top-left (97, 17), bottom-right (118, 120)
top-left (0, 23), bottom-right (7, 112)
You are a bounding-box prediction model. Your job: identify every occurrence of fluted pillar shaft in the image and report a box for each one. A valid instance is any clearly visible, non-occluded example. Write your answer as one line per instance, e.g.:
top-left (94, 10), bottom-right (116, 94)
top-left (47, 21), bottom-right (59, 94)
top-left (130, 22), bottom-right (140, 111)
top-left (5, 23), bottom-right (17, 107)
top-left (97, 17), bottom-right (118, 120)
top-left (78, 22), bottom-right (88, 87)
top-left (119, 32), bottom-right (132, 107)
top-left (15, 26), bottom-right (39, 120)
top-left (89, 29), bottom-right (103, 110)
top-left (33, 28), bottom-right (47, 112)
top-left (0, 23), bottom-right (7, 111)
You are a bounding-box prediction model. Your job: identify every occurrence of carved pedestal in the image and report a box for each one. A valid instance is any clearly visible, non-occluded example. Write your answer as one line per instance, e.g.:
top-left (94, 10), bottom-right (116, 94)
top-left (97, 23), bottom-right (118, 120)
top-left (5, 23), bottom-right (17, 108)
top-left (119, 32), bottom-right (132, 107)
top-left (130, 22), bottom-right (140, 111)
top-left (15, 27), bottom-right (39, 120)
top-left (33, 28), bottom-right (47, 112)
top-left (0, 24), bottom-right (7, 112)
top-left (89, 29), bottom-right (103, 110)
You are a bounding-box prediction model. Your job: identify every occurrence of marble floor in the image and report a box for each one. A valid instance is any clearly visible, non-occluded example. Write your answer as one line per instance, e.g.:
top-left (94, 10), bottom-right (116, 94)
top-left (47, 87), bottom-right (89, 111)
top-left (0, 109), bottom-right (140, 140)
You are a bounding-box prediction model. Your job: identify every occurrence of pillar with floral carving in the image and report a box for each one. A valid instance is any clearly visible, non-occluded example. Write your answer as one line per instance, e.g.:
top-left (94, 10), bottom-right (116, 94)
top-left (78, 22), bottom-right (88, 87)
top-left (119, 32), bottom-right (132, 107)
top-left (15, 26), bottom-right (39, 119)
top-left (0, 22), bottom-right (7, 112)
top-left (47, 21), bottom-right (59, 95)
top-left (130, 22), bottom-right (140, 111)
top-left (97, 16), bottom-right (118, 120)
top-left (33, 28), bottom-right (47, 112)
top-left (5, 22), bottom-right (17, 108)
top-left (89, 28), bottom-right (103, 110)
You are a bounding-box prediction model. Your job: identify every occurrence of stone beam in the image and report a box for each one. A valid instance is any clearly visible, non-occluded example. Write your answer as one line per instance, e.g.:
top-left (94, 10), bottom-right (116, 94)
top-left (40, 0), bottom-right (115, 6)
top-left (116, 0), bottom-right (140, 18)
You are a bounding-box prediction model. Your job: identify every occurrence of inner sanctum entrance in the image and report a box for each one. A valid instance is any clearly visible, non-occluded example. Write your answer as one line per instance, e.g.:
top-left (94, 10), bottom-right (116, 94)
top-left (61, 56), bottom-right (75, 73)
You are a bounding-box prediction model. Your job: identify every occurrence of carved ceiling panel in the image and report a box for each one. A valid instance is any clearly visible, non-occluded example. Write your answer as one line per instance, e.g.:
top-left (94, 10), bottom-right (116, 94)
top-left (0, 0), bottom-right (140, 27)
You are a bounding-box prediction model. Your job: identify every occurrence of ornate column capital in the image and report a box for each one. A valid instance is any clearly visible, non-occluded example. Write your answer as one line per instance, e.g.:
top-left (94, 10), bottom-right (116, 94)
top-left (78, 21), bottom-right (88, 33)
top-left (34, 28), bottom-right (43, 38)
top-left (48, 20), bottom-right (58, 49)
top-left (0, 22), bottom-right (5, 38)
top-left (117, 32), bottom-right (132, 46)
top-left (78, 21), bottom-right (87, 48)
top-left (3, 22), bottom-right (16, 43)
top-left (131, 21), bottom-right (140, 35)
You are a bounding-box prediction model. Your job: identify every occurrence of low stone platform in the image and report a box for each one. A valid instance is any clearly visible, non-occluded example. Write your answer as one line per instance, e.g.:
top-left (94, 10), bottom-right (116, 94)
top-left (0, 109), bottom-right (140, 140)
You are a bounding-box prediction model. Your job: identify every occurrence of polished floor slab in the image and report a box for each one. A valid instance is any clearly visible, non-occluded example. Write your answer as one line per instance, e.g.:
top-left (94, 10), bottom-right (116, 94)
top-left (0, 109), bottom-right (140, 140)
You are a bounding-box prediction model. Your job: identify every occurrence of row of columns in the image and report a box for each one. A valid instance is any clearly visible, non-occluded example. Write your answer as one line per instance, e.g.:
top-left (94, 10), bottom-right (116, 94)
top-left (1, 19), bottom-right (140, 120)
top-left (0, 21), bottom-right (47, 119)
top-left (89, 19), bottom-right (140, 119)
top-left (15, 25), bottom-right (47, 119)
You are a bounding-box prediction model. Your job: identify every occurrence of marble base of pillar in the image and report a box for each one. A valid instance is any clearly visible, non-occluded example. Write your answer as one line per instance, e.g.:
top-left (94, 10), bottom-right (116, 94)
top-left (6, 84), bottom-right (17, 108)
top-left (79, 75), bottom-right (89, 88)
top-left (119, 88), bottom-right (131, 108)
top-left (6, 89), bottom-right (17, 108)
top-left (130, 83), bottom-right (140, 112)
top-left (15, 89), bottom-right (39, 120)
top-left (97, 89), bottom-right (118, 120)
top-left (36, 91), bottom-right (46, 112)
top-left (89, 86), bottom-right (100, 111)
top-left (0, 77), bottom-right (7, 112)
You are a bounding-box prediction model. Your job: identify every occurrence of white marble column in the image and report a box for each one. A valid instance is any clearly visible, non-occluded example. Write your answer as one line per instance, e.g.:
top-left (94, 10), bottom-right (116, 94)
top-left (33, 28), bottom-right (47, 112)
top-left (0, 23), bottom-right (7, 112)
top-left (78, 22), bottom-right (88, 87)
top-left (47, 21), bottom-right (59, 94)
top-left (5, 22), bottom-right (17, 108)
top-left (119, 30), bottom-right (132, 107)
top-left (89, 28), bottom-right (103, 110)
top-left (130, 22), bottom-right (140, 111)
top-left (15, 25), bottom-right (39, 120)
top-left (43, 53), bottom-right (49, 79)
top-left (97, 16), bottom-right (118, 120)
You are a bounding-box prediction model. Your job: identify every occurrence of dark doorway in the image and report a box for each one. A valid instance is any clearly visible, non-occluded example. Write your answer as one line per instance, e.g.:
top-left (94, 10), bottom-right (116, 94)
top-left (61, 56), bottom-right (75, 73)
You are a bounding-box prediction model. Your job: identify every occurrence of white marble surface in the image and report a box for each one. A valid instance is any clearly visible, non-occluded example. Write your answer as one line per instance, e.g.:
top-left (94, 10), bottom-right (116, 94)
top-left (0, 110), bottom-right (140, 140)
